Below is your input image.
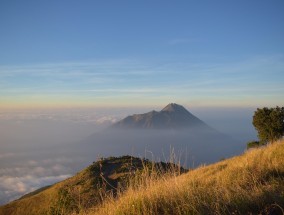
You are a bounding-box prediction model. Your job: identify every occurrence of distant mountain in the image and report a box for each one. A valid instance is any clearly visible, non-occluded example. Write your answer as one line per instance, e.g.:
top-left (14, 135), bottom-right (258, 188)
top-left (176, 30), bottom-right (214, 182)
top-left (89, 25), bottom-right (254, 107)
top-left (0, 156), bottom-right (185, 215)
top-left (76, 103), bottom-right (244, 166)
top-left (113, 103), bottom-right (211, 130)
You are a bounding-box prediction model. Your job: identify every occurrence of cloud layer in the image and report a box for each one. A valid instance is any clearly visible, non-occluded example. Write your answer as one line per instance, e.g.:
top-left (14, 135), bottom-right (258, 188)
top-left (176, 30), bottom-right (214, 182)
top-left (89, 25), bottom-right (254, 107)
top-left (0, 154), bottom-right (73, 204)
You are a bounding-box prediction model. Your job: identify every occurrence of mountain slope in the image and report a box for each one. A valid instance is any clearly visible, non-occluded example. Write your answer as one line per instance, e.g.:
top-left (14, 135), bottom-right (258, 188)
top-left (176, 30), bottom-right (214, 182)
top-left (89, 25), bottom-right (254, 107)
top-left (0, 156), bottom-right (185, 215)
top-left (89, 140), bottom-right (284, 215)
top-left (113, 103), bottom-right (210, 129)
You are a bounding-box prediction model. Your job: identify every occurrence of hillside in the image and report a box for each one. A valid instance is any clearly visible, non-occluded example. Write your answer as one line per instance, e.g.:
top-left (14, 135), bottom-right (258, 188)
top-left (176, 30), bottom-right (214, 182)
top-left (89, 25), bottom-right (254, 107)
top-left (0, 156), bottom-right (185, 215)
top-left (87, 140), bottom-right (284, 215)
top-left (2, 142), bottom-right (284, 215)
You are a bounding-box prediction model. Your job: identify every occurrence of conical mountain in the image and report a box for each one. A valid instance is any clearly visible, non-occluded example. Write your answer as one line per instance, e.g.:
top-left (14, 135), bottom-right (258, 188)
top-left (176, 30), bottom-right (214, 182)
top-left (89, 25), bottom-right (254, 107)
top-left (78, 103), bottom-right (242, 167)
top-left (113, 103), bottom-right (210, 129)
top-left (161, 103), bottom-right (188, 112)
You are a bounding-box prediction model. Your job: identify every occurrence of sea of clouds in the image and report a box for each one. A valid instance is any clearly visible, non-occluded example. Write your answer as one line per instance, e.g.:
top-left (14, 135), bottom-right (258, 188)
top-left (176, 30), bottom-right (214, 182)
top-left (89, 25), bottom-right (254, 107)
top-left (0, 108), bottom-right (123, 204)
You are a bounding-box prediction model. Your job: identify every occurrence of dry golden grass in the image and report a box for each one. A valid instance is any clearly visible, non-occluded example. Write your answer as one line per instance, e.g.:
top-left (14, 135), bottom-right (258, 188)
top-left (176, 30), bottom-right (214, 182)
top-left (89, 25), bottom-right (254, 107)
top-left (1, 141), bottom-right (284, 215)
top-left (86, 140), bottom-right (284, 215)
top-left (0, 156), bottom-right (182, 215)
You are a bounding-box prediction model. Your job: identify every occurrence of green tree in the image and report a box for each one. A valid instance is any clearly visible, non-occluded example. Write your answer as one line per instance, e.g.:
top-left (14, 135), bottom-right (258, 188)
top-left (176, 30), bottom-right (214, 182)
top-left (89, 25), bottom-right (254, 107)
top-left (252, 106), bottom-right (284, 144)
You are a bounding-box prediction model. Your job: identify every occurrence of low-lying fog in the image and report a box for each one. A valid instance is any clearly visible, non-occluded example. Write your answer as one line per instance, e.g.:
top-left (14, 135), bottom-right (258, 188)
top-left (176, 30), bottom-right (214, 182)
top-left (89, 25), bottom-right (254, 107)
top-left (0, 107), bottom-right (257, 205)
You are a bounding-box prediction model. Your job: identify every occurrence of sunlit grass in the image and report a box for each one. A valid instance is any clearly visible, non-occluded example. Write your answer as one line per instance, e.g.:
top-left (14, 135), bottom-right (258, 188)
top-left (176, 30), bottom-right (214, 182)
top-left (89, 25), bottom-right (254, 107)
top-left (1, 141), bottom-right (284, 215)
top-left (86, 140), bottom-right (284, 215)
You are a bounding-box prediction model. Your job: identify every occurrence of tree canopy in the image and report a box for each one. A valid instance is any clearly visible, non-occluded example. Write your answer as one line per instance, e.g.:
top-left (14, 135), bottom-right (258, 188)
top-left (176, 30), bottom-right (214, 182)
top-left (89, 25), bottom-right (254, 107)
top-left (252, 106), bottom-right (284, 144)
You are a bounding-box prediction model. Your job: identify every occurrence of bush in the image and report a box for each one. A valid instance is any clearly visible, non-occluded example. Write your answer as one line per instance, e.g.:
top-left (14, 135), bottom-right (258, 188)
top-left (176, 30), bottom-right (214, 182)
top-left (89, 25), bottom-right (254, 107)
top-left (247, 140), bottom-right (261, 149)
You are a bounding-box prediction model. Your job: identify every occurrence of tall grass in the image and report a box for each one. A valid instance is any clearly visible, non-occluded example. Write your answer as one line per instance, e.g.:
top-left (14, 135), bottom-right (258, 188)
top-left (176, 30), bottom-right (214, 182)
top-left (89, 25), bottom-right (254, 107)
top-left (47, 156), bottom-right (184, 215)
top-left (85, 140), bottom-right (284, 215)
top-left (2, 141), bottom-right (283, 215)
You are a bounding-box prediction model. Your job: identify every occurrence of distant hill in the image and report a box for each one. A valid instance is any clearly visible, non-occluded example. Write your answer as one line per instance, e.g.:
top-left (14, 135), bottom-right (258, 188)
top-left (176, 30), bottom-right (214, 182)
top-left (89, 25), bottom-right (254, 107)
top-left (113, 103), bottom-right (211, 130)
top-left (0, 156), bottom-right (185, 215)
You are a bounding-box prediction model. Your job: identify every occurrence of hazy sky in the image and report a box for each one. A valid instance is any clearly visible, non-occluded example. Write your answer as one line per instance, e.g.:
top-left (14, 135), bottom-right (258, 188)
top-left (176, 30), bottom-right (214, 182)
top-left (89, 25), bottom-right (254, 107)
top-left (0, 0), bottom-right (284, 109)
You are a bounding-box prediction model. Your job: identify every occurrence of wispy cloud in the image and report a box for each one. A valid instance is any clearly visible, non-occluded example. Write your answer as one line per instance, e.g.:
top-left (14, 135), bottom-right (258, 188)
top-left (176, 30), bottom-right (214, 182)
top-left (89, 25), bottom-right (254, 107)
top-left (0, 55), bottom-right (283, 108)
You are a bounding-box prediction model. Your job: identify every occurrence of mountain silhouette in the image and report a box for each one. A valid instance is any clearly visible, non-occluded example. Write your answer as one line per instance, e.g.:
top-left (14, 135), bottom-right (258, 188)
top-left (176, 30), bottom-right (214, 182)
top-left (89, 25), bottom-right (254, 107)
top-left (113, 103), bottom-right (211, 130)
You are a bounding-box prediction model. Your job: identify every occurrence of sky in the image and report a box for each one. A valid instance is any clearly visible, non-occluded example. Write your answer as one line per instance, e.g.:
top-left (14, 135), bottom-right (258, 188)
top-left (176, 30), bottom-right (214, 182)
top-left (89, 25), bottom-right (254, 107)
top-left (0, 0), bottom-right (283, 109)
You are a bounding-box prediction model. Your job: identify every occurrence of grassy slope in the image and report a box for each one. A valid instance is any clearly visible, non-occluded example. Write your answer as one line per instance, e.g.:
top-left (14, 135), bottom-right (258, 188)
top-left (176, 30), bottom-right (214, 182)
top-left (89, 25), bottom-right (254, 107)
top-left (2, 141), bottom-right (284, 215)
top-left (0, 156), bottom-right (182, 215)
top-left (88, 140), bottom-right (284, 215)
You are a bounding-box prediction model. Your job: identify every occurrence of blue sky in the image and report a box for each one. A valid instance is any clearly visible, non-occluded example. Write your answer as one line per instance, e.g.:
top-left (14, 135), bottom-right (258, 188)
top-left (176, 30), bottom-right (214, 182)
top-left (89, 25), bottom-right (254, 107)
top-left (0, 0), bottom-right (284, 109)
